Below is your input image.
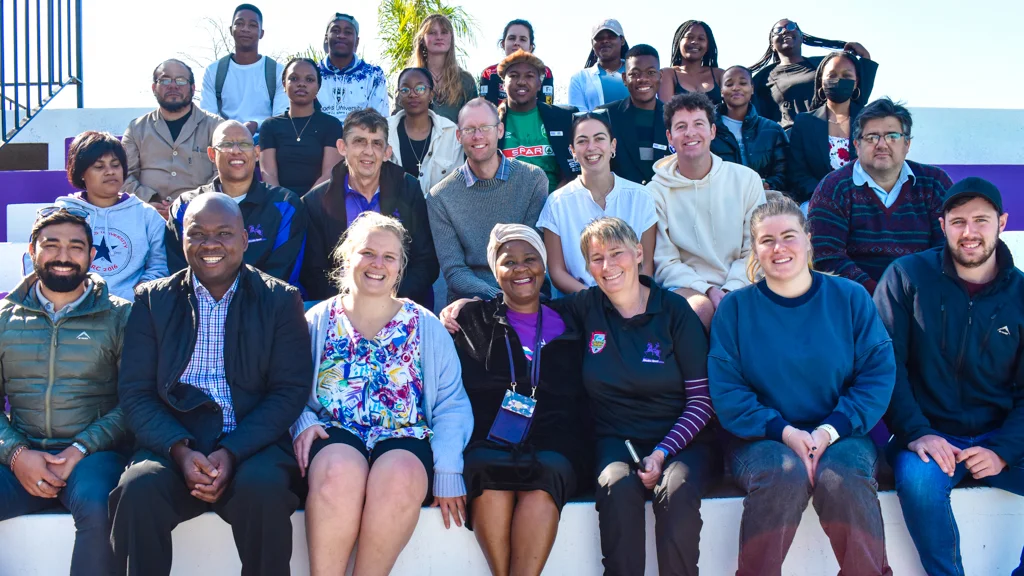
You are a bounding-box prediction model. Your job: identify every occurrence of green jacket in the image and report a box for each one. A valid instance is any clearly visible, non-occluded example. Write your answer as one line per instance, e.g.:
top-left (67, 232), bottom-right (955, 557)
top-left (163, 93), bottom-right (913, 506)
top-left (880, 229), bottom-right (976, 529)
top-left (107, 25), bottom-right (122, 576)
top-left (0, 273), bottom-right (131, 465)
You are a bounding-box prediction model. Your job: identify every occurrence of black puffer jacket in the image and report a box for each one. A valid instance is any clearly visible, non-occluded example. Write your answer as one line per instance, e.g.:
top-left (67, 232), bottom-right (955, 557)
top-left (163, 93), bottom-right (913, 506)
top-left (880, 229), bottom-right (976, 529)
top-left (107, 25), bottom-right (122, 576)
top-left (710, 103), bottom-right (788, 191)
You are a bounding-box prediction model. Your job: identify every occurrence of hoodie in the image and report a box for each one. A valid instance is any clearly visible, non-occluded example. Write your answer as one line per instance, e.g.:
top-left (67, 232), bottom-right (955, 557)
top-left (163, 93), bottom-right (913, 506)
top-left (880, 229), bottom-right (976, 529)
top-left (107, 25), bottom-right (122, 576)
top-left (646, 153), bottom-right (765, 294)
top-left (52, 193), bottom-right (167, 301)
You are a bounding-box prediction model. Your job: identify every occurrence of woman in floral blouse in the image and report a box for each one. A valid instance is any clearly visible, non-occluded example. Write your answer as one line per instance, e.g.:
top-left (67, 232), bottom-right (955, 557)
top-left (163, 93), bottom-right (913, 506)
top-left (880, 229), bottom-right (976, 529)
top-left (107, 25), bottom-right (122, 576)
top-left (291, 212), bottom-right (472, 575)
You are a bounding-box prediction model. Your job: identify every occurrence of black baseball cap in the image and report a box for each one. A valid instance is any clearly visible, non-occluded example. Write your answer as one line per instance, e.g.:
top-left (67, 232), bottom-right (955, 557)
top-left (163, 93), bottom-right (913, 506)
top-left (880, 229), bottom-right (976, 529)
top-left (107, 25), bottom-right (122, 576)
top-left (942, 176), bottom-right (1003, 214)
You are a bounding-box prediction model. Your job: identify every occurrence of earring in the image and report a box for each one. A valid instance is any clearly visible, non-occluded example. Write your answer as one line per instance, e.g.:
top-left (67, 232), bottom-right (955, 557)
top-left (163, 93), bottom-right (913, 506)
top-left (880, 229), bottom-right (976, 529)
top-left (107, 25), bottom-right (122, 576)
top-left (817, 88), bottom-right (826, 102)
top-left (611, 151), bottom-right (616, 159)
top-left (852, 87), bottom-right (862, 101)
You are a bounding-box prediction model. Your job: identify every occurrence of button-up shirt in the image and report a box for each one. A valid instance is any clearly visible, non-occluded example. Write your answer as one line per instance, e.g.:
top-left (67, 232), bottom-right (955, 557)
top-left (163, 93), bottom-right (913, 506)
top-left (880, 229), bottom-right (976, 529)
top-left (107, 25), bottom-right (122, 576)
top-left (344, 174), bottom-right (381, 227)
top-left (853, 160), bottom-right (916, 208)
top-left (180, 274), bottom-right (240, 433)
top-left (35, 279), bottom-right (92, 322)
top-left (459, 154), bottom-right (511, 187)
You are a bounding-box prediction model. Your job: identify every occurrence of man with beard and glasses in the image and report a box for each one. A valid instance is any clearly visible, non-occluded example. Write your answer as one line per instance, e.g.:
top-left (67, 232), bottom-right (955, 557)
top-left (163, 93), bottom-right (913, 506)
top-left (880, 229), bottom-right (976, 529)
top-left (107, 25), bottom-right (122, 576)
top-left (808, 98), bottom-right (953, 295)
top-left (123, 59), bottom-right (223, 219)
top-left (317, 13), bottom-right (388, 123)
top-left (0, 207), bottom-right (132, 576)
top-left (110, 194), bottom-right (310, 576)
top-left (875, 177), bottom-right (1024, 576)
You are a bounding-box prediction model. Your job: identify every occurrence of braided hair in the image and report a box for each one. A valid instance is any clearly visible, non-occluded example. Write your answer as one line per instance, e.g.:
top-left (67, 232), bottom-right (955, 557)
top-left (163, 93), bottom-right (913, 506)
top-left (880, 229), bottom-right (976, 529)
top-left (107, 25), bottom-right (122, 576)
top-left (749, 20), bottom-right (848, 75)
top-left (669, 21), bottom-right (718, 68)
top-left (809, 51), bottom-right (860, 109)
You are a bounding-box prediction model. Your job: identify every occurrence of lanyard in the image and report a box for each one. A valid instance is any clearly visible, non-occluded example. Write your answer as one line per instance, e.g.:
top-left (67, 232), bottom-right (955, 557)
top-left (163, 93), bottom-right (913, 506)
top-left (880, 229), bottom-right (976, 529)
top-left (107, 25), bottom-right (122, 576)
top-left (503, 309), bottom-right (544, 398)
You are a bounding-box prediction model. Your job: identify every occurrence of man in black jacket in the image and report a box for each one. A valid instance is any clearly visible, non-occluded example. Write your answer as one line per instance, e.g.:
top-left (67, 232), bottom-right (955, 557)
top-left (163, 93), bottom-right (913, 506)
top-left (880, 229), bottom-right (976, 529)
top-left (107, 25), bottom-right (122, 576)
top-left (166, 120), bottom-right (308, 287)
top-left (299, 107), bottom-right (439, 306)
top-left (598, 44), bottom-right (670, 185)
top-left (875, 177), bottom-right (1024, 576)
top-left (111, 194), bottom-right (312, 576)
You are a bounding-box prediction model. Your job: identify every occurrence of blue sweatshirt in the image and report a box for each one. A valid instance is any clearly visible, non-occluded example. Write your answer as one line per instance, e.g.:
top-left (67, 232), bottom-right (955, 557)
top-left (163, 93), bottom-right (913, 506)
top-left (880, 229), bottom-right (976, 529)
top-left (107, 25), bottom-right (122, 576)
top-left (708, 272), bottom-right (896, 441)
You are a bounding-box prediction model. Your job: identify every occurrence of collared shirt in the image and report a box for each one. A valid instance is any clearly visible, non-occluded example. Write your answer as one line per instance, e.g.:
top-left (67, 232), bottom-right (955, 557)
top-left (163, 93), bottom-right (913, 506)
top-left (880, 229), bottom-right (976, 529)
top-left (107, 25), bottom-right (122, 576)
top-left (343, 174), bottom-right (381, 227)
top-left (180, 274), bottom-right (240, 433)
top-left (853, 160), bottom-right (916, 208)
top-left (35, 279), bottom-right (92, 322)
top-left (458, 154), bottom-right (511, 187)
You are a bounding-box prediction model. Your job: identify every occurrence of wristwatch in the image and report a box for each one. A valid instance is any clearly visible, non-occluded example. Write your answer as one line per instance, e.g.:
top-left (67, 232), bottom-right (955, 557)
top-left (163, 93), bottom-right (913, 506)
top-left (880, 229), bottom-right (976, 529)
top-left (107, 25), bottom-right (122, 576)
top-left (815, 424), bottom-right (840, 446)
top-left (71, 442), bottom-right (89, 456)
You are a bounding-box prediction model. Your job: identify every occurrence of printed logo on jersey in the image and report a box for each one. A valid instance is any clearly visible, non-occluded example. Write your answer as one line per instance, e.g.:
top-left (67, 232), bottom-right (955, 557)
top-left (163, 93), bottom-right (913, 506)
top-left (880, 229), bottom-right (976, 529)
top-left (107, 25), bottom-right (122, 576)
top-left (589, 332), bottom-right (607, 354)
top-left (642, 341), bottom-right (664, 364)
top-left (92, 228), bottom-right (133, 277)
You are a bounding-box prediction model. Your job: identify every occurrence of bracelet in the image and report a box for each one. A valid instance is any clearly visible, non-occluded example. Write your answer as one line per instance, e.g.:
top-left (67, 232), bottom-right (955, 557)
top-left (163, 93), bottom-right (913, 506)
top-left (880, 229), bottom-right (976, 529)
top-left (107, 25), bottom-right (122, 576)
top-left (8, 445), bottom-right (28, 470)
top-left (783, 427), bottom-right (795, 443)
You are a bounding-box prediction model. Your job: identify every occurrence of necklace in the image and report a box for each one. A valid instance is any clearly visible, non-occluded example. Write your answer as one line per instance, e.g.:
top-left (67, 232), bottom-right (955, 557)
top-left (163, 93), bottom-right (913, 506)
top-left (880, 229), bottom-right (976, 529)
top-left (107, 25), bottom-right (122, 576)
top-left (289, 112), bottom-right (313, 142)
top-left (402, 118), bottom-right (432, 175)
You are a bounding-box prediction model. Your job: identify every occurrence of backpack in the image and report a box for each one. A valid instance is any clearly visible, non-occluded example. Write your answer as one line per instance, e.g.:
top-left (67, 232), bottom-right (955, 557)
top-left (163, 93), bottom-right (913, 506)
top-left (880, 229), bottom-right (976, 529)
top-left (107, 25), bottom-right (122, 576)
top-left (214, 55), bottom-right (277, 118)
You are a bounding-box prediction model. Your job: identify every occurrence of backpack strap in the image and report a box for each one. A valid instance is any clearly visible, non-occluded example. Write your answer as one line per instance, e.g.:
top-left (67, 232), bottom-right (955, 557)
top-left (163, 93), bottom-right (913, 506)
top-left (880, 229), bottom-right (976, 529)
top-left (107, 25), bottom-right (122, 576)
top-left (213, 55), bottom-right (232, 117)
top-left (264, 56), bottom-right (276, 108)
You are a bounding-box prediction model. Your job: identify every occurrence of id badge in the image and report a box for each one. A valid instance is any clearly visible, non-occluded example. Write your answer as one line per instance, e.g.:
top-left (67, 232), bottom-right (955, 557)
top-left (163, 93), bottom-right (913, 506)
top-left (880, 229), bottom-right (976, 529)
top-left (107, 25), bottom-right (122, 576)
top-left (501, 389), bottom-right (537, 417)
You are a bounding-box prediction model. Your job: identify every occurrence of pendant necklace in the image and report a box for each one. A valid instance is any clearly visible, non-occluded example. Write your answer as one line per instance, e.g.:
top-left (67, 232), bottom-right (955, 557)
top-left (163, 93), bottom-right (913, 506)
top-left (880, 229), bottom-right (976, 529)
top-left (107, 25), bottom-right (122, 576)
top-left (404, 118), bottom-right (433, 176)
top-left (289, 112), bottom-right (313, 142)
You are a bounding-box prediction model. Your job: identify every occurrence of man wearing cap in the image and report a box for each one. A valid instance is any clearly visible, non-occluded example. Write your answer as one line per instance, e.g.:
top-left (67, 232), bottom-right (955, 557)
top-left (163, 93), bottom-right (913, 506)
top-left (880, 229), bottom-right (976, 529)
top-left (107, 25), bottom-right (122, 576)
top-left (317, 13), bottom-right (389, 123)
top-left (497, 49), bottom-right (578, 192)
top-left (809, 98), bottom-right (953, 295)
top-left (875, 177), bottom-right (1024, 576)
top-left (569, 19), bottom-right (629, 112)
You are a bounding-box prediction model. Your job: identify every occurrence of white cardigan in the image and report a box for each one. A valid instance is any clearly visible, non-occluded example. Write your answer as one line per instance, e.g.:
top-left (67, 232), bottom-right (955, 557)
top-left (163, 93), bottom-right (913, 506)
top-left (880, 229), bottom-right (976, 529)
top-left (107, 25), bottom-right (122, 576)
top-left (388, 109), bottom-right (464, 196)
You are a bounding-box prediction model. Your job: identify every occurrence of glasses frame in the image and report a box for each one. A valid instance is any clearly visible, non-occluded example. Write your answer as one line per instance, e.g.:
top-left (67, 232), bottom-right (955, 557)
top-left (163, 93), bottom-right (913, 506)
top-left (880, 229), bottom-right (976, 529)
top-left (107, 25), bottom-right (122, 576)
top-left (772, 22), bottom-right (800, 36)
top-left (212, 141), bottom-right (256, 152)
top-left (858, 132), bottom-right (910, 145)
top-left (458, 124), bottom-right (499, 137)
top-left (156, 77), bottom-right (190, 87)
top-left (35, 205), bottom-right (90, 220)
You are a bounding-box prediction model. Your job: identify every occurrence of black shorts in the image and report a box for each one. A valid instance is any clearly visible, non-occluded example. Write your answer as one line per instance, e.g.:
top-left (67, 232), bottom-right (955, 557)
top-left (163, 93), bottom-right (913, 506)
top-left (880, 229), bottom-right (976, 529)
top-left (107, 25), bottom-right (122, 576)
top-left (309, 426), bottom-right (435, 503)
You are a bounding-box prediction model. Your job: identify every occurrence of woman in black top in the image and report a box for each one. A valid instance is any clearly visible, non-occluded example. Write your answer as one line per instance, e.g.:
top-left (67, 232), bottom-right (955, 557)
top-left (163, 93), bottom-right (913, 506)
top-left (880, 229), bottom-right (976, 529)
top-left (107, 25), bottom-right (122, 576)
top-left (449, 224), bottom-right (589, 576)
top-left (750, 18), bottom-right (876, 129)
top-left (657, 20), bottom-right (724, 105)
top-left (259, 58), bottom-right (343, 195)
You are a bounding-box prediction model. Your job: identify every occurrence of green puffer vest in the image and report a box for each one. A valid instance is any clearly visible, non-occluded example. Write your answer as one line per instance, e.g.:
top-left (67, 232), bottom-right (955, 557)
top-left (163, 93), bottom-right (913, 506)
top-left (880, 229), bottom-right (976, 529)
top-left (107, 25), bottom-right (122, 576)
top-left (0, 273), bottom-right (131, 465)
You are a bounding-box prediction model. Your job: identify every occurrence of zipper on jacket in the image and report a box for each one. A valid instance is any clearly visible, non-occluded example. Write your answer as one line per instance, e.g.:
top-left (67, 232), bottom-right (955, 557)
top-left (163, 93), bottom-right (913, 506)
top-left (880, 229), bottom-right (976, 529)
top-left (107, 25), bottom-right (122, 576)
top-left (954, 301), bottom-right (973, 377)
top-left (44, 322), bottom-right (60, 438)
top-left (940, 304), bottom-right (947, 353)
top-left (978, 305), bottom-right (1005, 352)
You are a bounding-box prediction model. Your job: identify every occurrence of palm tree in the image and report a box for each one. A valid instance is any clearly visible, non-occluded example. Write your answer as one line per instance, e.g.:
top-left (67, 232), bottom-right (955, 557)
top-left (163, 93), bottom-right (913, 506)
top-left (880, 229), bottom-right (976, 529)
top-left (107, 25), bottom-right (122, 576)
top-left (377, 0), bottom-right (477, 82)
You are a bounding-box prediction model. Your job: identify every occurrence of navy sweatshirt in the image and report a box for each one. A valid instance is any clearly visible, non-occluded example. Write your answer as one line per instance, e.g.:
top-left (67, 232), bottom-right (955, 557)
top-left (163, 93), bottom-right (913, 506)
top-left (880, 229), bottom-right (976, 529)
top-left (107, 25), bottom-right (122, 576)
top-left (709, 272), bottom-right (896, 441)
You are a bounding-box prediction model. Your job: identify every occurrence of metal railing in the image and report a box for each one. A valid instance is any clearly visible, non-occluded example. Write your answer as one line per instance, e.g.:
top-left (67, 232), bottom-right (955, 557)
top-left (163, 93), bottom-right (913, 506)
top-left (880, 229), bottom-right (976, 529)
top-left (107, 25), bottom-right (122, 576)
top-left (1, 0), bottom-right (83, 145)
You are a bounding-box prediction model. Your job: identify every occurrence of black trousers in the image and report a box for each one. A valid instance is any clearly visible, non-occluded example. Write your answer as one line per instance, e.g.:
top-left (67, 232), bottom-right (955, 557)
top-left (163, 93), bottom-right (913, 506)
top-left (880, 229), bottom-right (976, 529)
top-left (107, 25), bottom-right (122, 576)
top-left (594, 436), bottom-right (718, 576)
top-left (108, 443), bottom-right (299, 576)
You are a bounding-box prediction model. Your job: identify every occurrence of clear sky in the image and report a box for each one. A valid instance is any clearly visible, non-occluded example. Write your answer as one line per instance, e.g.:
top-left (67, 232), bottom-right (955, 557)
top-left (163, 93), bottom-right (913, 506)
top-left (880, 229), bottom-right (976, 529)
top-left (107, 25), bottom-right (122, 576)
top-left (35, 0), bottom-right (1024, 110)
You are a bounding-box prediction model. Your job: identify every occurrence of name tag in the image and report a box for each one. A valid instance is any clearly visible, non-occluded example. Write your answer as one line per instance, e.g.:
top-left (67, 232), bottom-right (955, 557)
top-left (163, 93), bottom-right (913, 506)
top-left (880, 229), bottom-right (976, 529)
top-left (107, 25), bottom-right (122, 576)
top-left (543, 86), bottom-right (554, 95)
top-left (653, 143), bottom-right (668, 151)
top-left (550, 131), bottom-right (563, 137)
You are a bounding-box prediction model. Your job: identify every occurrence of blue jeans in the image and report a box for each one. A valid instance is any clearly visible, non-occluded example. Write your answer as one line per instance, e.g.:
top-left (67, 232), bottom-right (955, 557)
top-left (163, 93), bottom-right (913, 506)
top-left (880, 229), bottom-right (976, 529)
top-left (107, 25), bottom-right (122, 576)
top-left (889, 432), bottom-right (1024, 576)
top-left (0, 449), bottom-right (127, 576)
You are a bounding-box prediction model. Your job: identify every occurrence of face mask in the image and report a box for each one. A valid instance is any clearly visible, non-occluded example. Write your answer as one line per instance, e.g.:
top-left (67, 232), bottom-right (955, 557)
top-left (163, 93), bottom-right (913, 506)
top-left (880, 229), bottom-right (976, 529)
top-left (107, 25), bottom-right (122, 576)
top-left (823, 78), bottom-right (856, 104)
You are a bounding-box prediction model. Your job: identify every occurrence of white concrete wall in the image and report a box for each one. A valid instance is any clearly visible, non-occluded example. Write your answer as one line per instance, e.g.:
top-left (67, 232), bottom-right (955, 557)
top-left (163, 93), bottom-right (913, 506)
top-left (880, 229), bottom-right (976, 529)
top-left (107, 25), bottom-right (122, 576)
top-left (3, 107), bottom-right (150, 171)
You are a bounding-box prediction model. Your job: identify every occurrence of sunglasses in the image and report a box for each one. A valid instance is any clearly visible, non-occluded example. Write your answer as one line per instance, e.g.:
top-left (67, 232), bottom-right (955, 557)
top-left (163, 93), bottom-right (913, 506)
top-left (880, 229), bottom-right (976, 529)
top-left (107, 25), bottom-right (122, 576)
top-left (772, 22), bottom-right (800, 36)
top-left (36, 206), bottom-right (90, 220)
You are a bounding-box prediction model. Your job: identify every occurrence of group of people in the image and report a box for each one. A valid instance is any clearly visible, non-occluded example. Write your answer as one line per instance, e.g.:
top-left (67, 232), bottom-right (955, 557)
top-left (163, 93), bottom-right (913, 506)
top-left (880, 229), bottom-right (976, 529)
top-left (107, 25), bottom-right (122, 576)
top-left (1, 4), bottom-right (1023, 576)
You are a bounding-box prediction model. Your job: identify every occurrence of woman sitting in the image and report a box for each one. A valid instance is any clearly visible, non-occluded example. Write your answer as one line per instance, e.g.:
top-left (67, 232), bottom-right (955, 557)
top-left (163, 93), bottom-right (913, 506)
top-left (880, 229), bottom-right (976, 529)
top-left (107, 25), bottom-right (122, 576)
top-left (259, 57), bottom-right (343, 195)
top-left (536, 112), bottom-right (656, 294)
top-left (710, 65), bottom-right (788, 191)
top-left (291, 212), bottom-right (472, 575)
top-left (708, 194), bottom-right (896, 576)
top-left (657, 20), bottom-right (724, 105)
top-left (387, 67), bottom-right (464, 196)
top-left (452, 223), bottom-right (590, 576)
top-left (787, 51), bottom-right (866, 206)
top-left (407, 14), bottom-right (478, 123)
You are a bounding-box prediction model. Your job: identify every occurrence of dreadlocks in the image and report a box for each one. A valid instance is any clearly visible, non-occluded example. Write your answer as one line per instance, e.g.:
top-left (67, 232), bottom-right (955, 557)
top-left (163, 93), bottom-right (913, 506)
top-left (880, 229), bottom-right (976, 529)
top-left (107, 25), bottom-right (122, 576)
top-left (669, 21), bottom-right (719, 69)
top-left (749, 20), bottom-right (847, 75)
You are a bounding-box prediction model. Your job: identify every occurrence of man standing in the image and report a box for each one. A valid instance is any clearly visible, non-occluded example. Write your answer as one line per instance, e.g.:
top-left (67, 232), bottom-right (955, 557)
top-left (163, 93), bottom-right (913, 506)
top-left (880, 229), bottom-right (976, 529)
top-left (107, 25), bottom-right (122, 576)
top-left (317, 13), bottom-right (388, 123)
top-left (810, 98), bottom-right (953, 295)
top-left (648, 92), bottom-right (765, 330)
top-left (569, 19), bottom-right (629, 112)
top-left (0, 207), bottom-right (132, 576)
top-left (875, 177), bottom-right (1024, 576)
top-left (598, 44), bottom-right (670, 185)
top-left (428, 98), bottom-right (548, 302)
top-left (110, 194), bottom-right (311, 576)
top-left (123, 59), bottom-right (223, 219)
top-left (300, 108), bottom-right (438, 306)
top-left (199, 4), bottom-right (287, 137)
top-left (166, 120), bottom-right (307, 287)
top-left (497, 50), bottom-right (579, 192)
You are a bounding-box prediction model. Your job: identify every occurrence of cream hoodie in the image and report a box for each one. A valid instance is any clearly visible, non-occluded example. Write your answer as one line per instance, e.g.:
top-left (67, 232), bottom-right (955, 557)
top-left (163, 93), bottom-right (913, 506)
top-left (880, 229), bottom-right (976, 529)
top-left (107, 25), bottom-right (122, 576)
top-left (647, 153), bottom-right (765, 294)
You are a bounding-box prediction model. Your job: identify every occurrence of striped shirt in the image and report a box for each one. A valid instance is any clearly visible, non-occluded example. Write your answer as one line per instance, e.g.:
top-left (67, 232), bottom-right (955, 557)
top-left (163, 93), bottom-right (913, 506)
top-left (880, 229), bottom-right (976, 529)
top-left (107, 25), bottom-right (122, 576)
top-left (657, 377), bottom-right (713, 456)
top-left (458, 154), bottom-right (511, 187)
top-left (181, 274), bottom-right (239, 433)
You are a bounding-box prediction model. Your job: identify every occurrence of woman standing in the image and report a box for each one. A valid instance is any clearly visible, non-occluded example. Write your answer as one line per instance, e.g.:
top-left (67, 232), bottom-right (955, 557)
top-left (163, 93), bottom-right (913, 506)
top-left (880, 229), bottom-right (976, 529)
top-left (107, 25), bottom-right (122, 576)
top-left (292, 213), bottom-right (472, 575)
top-left (787, 51), bottom-right (865, 205)
top-left (709, 195), bottom-right (895, 575)
top-left (408, 14), bottom-right (478, 123)
top-left (388, 68), bottom-right (463, 196)
top-left (537, 112), bottom-right (656, 294)
top-left (259, 57), bottom-right (343, 195)
top-left (479, 19), bottom-right (555, 107)
top-left (452, 224), bottom-right (590, 576)
top-left (710, 65), bottom-right (788, 191)
top-left (657, 20), bottom-right (724, 105)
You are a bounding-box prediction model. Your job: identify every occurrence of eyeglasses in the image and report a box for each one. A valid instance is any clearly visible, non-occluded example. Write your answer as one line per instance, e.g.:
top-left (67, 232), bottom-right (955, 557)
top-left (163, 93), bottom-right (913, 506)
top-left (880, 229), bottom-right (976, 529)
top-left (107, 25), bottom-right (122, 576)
top-left (459, 124), bottom-right (498, 137)
top-left (213, 141), bottom-right (256, 152)
top-left (156, 77), bottom-right (190, 86)
top-left (399, 85), bottom-right (429, 96)
top-left (36, 205), bottom-right (90, 220)
top-left (772, 22), bottom-right (800, 36)
top-left (859, 132), bottom-right (909, 145)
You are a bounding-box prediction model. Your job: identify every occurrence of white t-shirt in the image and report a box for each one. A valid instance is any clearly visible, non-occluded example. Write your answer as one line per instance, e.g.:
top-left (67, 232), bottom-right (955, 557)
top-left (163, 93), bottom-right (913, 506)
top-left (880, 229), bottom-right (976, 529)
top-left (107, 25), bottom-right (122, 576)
top-left (200, 56), bottom-right (287, 125)
top-left (536, 175), bottom-right (658, 287)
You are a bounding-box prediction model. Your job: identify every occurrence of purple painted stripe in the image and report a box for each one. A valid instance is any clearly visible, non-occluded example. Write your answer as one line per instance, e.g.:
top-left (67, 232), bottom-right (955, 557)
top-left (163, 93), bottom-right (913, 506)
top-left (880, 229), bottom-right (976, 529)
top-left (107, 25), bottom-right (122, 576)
top-left (0, 171), bottom-right (77, 241)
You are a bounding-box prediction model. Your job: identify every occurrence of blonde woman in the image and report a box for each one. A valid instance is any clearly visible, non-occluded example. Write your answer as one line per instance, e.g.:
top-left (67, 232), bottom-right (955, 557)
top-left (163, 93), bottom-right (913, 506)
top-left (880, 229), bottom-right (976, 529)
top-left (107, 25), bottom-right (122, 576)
top-left (409, 13), bottom-right (478, 123)
top-left (291, 212), bottom-right (472, 575)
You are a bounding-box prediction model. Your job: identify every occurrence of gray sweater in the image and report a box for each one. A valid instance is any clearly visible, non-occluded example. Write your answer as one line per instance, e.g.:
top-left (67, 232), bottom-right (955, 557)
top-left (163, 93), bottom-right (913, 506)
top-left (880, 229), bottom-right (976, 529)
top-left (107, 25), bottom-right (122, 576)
top-left (426, 158), bottom-right (548, 303)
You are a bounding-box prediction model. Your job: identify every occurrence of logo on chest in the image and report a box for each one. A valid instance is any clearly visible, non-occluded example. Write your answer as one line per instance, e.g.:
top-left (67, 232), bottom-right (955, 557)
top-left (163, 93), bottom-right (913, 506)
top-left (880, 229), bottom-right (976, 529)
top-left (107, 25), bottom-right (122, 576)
top-left (247, 224), bottom-right (266, 244)
top-left (642, 342), bottom-right (664, 364)
top-left (589, 332), bottom-right (606, 354)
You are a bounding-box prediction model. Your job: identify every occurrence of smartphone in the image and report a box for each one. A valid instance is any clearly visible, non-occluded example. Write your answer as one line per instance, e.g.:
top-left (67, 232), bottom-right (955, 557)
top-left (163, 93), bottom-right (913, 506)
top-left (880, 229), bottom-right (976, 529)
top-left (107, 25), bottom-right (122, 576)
top-left (624, 440), bottom-right (642, 468)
